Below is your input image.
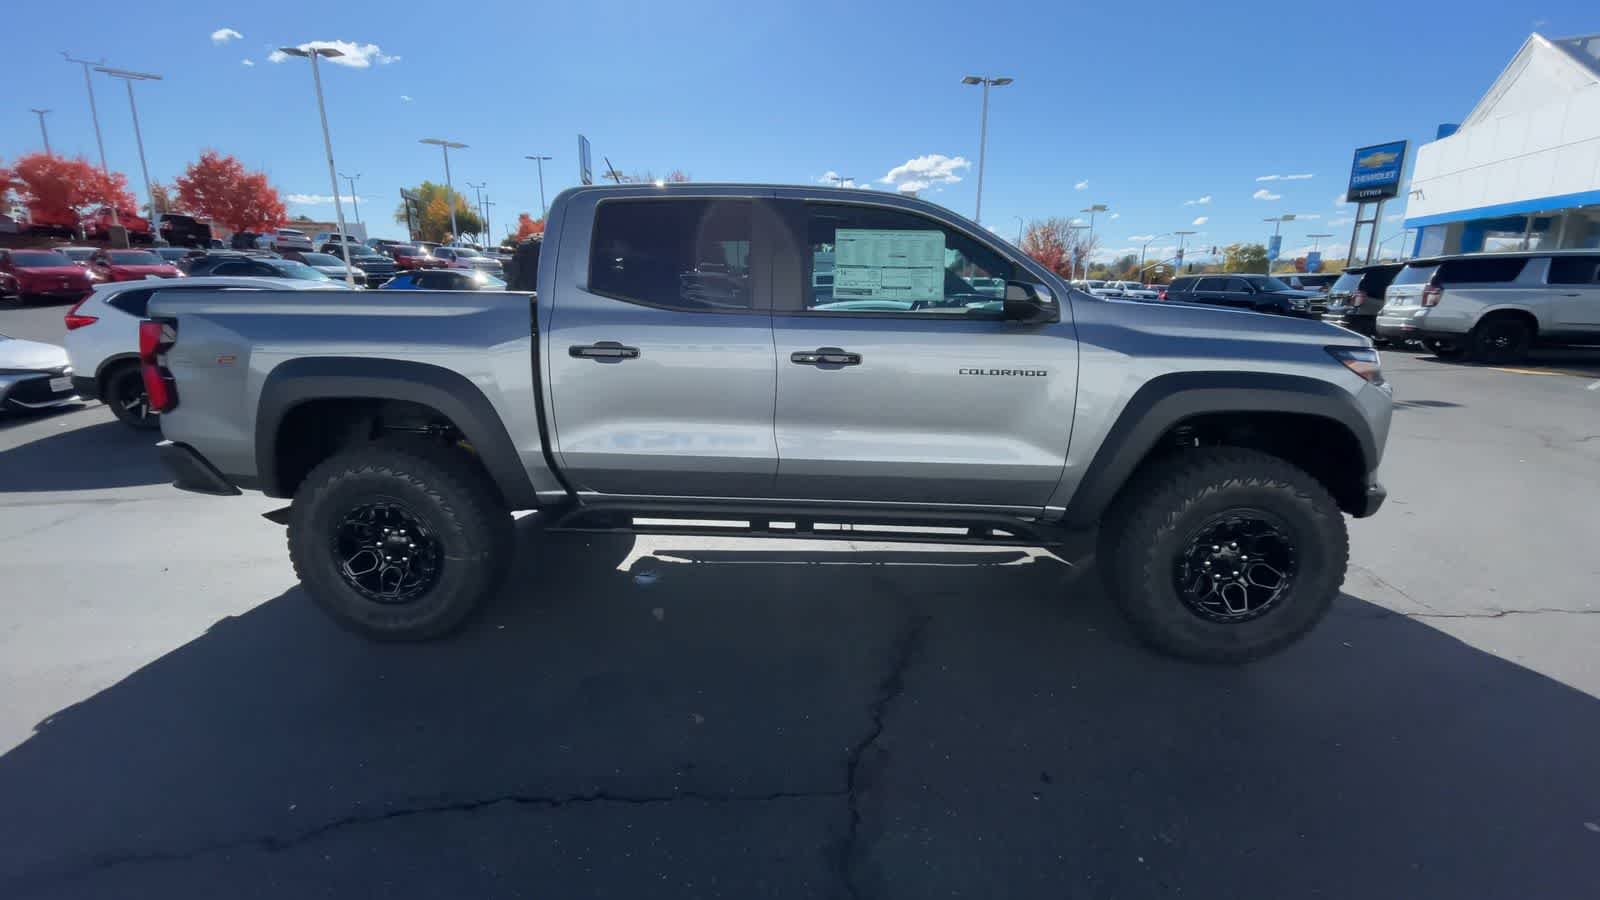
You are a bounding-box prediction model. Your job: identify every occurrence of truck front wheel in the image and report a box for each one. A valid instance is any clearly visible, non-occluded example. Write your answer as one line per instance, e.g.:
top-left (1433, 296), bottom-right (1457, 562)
top-left (287, 440), bottom-right (513, 640)
top-left (1100, 448), bottom-right (1348, 663)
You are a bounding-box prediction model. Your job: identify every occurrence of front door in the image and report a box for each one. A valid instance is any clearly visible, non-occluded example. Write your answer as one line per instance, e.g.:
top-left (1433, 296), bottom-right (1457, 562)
top-left (1547, 255), bottom-right (1600, 330)
top-left (546, 194), bottom-right (778, 497)
top-left (769, 200), bottom-right (1076, 510)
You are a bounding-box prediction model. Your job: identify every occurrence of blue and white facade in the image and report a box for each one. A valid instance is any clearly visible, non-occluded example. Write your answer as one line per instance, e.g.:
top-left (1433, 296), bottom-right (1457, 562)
top-left (1404, 33), bottom-right (1600, 256)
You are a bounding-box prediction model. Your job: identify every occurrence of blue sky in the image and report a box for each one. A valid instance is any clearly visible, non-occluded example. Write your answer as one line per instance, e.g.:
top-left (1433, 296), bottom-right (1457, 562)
top-left (5, 0), bottom-right (1595, 262)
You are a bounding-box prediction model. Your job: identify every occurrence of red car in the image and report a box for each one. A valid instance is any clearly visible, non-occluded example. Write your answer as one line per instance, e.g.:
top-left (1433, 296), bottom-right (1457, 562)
top-left (388, 244), bottom-right (446, 271)
top-left (85, 206), bottom-right (153, 243)
top-left (86, 248), bottom-right (182, 282)
top-left (0, 249), bottom-right (94, 304)
top-left (24, 206), bottom-right (81, 239)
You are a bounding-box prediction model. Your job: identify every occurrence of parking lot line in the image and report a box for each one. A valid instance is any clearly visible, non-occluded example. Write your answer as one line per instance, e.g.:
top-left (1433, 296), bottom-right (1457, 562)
top-left (1490, 366), bottom-right (1599, 379)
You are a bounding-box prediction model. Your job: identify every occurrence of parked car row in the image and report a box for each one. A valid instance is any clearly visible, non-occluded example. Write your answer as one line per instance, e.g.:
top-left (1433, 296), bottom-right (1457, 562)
top-left (1161, 274), bottom-right (1317, 316)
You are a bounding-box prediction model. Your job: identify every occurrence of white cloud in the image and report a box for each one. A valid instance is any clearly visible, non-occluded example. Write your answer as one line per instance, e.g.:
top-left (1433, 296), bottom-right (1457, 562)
top-left (1253, 189), bottom-right (1281, 201)
top-left (1294, 213), bottom-right (1322, 220)
top-left (1334, 193), bottom-right (1350, 207)
top-left (879, 154), bottom-right (970, 193)
top-left (815, 170), bottom-right (861, 189)
top-left (211, 27), bottom-right (243, 44)
top-left (1184, 194), bottom-right (1212, 206)
top-left (241, 58), bottom-right (255, 67)
top-left (1070, 217), bottom-right (1087, 226)
top-left (1256, 173), bottom-right (1314, 182)
top-left (1074, 180), bottom-right (1089, 190)
top-left (268, 40), bottom-right (400, 68)
top-left (1109, 212), bottom-right (1120, 220)
top-left (1329, 217), bottom-right (1353, 226)
top-left (400, 94), bottom-right (412, 102)
top-left (1191, 216), bottom-right (1209, 226)
top-left (1128, 234), bottom-right (1156, 242)
top-left (286, 193), bottom-right (369, 206)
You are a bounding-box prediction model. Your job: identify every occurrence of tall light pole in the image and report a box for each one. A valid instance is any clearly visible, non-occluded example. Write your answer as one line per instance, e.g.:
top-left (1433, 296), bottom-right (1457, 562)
top-left (1306, 232), bottom-right (1332, 252)
top-left (1138, 232), bottom-right (1172, 279)
top-left (95, 66), bottom-right (162, 236)
top-left (341, 172), bottom-right (361, 224)
top-left (524, 154), bottom-right (551, 219)
top-left (1080, 203), bottom-right (1109, 252)
top-left (1013, 215), bottom-right (1025, 245)
top-left (466, 181), bottom-right (486, 244)
top-left (961, 74), bottom-right (1013, 226)
top-left (420, 137), bottom-right (467, 240)
top-left (482, 197), bottom-right (495, 248)
top-left (1263, 214), bottom-right (1296, 274)
top-left (29, 108), bottom-right (52, 155)
top-left (1174, 229), bottom-right (1197, 273)
top-left (278, 45), bottom-right (356, 286)
top-left (829, 174), bottom-right (853, 188)
top-left (63, 52), bottom-right (115, 226)
top-left (1068, 223), bottom-right (1090, 280)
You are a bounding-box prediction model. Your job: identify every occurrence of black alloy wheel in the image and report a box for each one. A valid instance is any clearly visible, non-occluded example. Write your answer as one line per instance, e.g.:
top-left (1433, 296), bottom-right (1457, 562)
top-left (107, 367), bottom-right (159, 430)
top-left (1174, 511), bottom-right (1297, 623)
top-left (1470, 318), bottom-right (1532, 363)
top-left (333, 502), bottom-right (444, 604)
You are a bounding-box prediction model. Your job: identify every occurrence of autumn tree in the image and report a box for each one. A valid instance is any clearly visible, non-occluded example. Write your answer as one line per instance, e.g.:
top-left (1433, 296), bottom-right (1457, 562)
top-left (12, 153), bottom-right (135, 221)
top-left (144, 183), bottom-right (174, 217)
top-left (395, 181), bottom-right (482, 243)
top-left (508, 213), bottom-right (545, 245)
top-left (1222, 242), bottom-right (1270, 273)
top-left (174, 151), bottom-right (286, 234)
top-left (1021, 217), bottom-right (1098, 279)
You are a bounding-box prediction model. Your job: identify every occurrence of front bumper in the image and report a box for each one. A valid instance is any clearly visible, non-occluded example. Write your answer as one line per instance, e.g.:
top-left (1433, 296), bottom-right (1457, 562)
top-left (1356, 475), bottom-right (1387, 518)
top-left (0, 370), bottom-right (79, 410)
top-left (1322, 312), bottom-right (1376, 336)
top-left (157, 441), bottom-right (242, 496)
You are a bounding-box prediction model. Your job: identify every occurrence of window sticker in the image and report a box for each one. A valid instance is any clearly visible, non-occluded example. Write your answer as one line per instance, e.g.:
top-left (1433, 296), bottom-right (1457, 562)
top-left (831, 229), bottom-right (946, 301)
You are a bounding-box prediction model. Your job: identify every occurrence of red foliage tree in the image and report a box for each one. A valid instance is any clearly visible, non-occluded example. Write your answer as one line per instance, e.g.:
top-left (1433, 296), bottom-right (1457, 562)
top-left (1020, 217), bottom-right (1097, 278)
top-left (173, 150), bottom-right (286, 234)
top-left (12, 153), bottom-right (135, 220)
top-left (511, 213), bottom-right (545, 243)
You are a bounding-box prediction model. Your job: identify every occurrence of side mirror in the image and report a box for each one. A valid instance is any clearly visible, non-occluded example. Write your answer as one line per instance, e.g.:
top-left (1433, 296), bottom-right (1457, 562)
top-left (1004, 281), bottom-right (1058, 323)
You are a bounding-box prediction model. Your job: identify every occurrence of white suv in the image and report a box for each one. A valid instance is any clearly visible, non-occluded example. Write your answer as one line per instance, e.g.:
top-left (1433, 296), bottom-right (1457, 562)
top-left (1376, 251), bottom-right (1600, 362)
top-left (256, 228), bottom-right (314, 252)
top-left (64, 277), bottom-right (349, 429)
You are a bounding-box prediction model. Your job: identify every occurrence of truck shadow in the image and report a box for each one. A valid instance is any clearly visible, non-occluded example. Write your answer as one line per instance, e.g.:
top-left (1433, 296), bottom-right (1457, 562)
top-left (2, 528), bottom-right (1596, 898)
top-left (0, 416), bottom-right (167, 492)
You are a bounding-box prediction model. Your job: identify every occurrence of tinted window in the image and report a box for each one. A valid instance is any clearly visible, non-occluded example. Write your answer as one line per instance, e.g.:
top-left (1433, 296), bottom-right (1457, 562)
top-left (211, 261), bottom-right (255, 276)
top-left (1194, 277), bottom-right (1228, 291)
top-left (590, 198), bottom-right (753, 311)
top-left (801, 203), bottom-right (1015, 316)
top-left (299, 253), bottom-right (343, 266)
top-left (1330, 272), bottom-right (1363, 294)
top-left (1393, 264), bottom-right (1439, 286)
top-left (109, 251), bottom-right (163, 265)
top-left (1168, 277), bottom-right (1198, 292)
top-left (107, 288), bottom-right (156, 317)
top-left (1250, 276), bottom-right (1293, 292)
top-left (1436, 257), bottom-right (1526, 284)
top-left (1223, 278), bottom-right (1251, 292)
top-left (12, 251), bottom-right (73, 266)
top-left (260, 260), bottom-right (331, 281)
top-left (1548, 256), bottom-right (1600, 285)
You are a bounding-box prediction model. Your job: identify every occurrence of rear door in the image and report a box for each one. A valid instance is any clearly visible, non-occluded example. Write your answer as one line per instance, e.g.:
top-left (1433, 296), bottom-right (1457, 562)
top-left (1189, 276), bottom-right (1229, 306)
top-left (1547, 254), bottom-right (1600, 330)
top-left (766, 198), bottom-right (1075, 509)
top-left (545, 192), bottom-right (779, 497)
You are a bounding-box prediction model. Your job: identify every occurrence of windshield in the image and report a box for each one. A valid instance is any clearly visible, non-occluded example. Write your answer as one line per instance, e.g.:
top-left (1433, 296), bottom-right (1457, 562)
top-left (262, 260), bottom-right (332, 281)
top-left (1251, 276), bottom-right (1294, 292)
top-left (466, 271), bottom-right (505, 288)
top-left (61, 248), bottom-right (95, 261)
top-left (454, 248), bottom-right (482, 257)
top-left (108, 251), bottom-right (163, 265)
top-left (299, 253), bottom-right (343, 266)
top-left (12, 251), bottom-right (73, 266)
top-left (1330, 272), bottom-right (1363, 293)
top-left (1085, 280), bottom-right (1105, 288)
top-left (1393, 263), bottom-right (1439, 286)
top-left (391, 245), bottom-right (426, 256)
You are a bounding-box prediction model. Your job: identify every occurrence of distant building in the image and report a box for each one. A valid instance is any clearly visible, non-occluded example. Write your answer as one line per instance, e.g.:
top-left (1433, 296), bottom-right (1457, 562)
top-left (1404, 33), bottom-right (1600, 255)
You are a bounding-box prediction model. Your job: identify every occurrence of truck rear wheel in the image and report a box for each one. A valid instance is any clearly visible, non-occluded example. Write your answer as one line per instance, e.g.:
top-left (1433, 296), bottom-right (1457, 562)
top-left (287, 440), bottom-right (512, 640)
top-left (1100, 448), bottom-right (1347, 663)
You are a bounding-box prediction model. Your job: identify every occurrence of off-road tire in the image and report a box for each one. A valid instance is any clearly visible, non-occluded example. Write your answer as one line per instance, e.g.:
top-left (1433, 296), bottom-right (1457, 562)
top-left (288, 440), bottom-right (513, 640)
top-left (104, 365), bottom-right (159, 431)
top-left (1100, 448), bottom-right (1348, 663)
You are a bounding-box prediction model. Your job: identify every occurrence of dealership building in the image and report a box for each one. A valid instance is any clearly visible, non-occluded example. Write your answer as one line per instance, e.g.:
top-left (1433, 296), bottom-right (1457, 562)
top-left (1403, 32), bottom-right (1600, 256)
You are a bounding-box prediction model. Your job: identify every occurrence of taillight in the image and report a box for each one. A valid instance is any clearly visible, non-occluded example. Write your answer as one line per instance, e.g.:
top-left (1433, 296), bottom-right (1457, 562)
top-left (1420, 285), bottom-right (1442, 307)
top-left (138, 319), bottom-right (178, 413)
top-left (64, 298), bottom-right (99, 330)
top-left (1158, 288), bottom-right (1168, 301)
top-left (1351, 289), bottom-right (1368, 307)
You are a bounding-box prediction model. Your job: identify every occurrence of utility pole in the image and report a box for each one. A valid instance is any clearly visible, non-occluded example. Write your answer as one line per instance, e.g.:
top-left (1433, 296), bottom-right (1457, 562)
top-left (1013, 215), bottom-right (1025, 245)
top-left (830, 174), bottom-right (853, 188)
top-left (467, 181), bottom-right (486, 243)
top-left (482, 197), bottom-right (495, 248)
top-left (1174, 229), bottom-right (1197, 273)
top-left (341, 172), bottom-right (361, 224)
top-left (961, 74), bottom-right (1013, 225)
top-left (29, 109), bottom-right (52, 155)
top-left (524, 155), bottom-right (552, 219)
top-left (63, 52), bottom-right (115, 226)
top-left (95, 67), bottom-right (162, 237)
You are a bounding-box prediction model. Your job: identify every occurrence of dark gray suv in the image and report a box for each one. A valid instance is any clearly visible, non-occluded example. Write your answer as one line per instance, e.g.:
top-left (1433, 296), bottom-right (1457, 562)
top-left (1163, 274), bottom-right (1317, 317)
top-left (1320, 263), bottom-right (1403, 339)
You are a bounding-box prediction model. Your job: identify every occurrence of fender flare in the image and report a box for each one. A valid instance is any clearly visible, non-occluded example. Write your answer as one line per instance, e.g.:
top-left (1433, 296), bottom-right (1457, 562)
top-left (256, 357), bottom-right (539, 508)
top-left (1059, 371), bottom-right (1377, 527)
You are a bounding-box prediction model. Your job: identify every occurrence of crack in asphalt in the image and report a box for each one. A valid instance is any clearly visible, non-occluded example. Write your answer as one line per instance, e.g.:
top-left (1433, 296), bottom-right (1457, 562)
top-left (1408, 607), bottom-right (1599, 620)
top-left (838, 614), bottom-right (931, 900)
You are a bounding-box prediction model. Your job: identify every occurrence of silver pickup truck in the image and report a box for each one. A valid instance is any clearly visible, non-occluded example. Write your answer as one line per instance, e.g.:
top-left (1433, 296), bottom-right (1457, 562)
top-left (144, 184), bottom-right (1392, 662)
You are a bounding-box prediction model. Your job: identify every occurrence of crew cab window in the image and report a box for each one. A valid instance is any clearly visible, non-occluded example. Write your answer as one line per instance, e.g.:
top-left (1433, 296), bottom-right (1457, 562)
top-left (589, 198), bottom-right (752, 311)
top-left (1224, 278), bottom-right (1251, 292)
top-left (801, 203), bottom-right (1015, 316)
top-left (1548, 256), bottom-right (1600, 284)
top-left (1194, 277), bottom-right (1227, 291)
top-left (1436, 257), bottom-right (1526, 284)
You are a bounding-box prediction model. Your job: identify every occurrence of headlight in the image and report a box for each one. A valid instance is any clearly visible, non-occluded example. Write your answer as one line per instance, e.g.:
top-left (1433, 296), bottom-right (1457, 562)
top-left (1327, 346), bottom-right (1384, 385)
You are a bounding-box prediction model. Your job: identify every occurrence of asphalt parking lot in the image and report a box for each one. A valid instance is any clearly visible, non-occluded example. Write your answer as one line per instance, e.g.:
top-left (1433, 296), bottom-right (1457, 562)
top-left (2, 300), bottom-right (1598, 899)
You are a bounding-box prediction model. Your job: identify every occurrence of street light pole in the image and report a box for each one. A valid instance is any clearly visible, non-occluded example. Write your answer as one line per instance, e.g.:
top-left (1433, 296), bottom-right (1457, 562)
top-left (278, 45), bottom-right (356, 286)
top-left (1263, 214), bottom-right (1296, 273)
top-left (482, 197), bottom-right (495, 248)
top-left (1174, 229), bottom-right (1197, 273)
top-left (29, 109), bottom-right (52, 155)
top-left (524, 155), bottom-right (551, 219)
top-left (1013, 215), bottom-right (1025, 245)
top-left (64, 52), bottom-right (115, 226)
top-left (1067, 223), bottom-right (1090, 280)
top-left (341, 172), bottom-right (361, 225)
top-left (467, 181), bottom-right (486, 244)
top-left (95, 67), bottom-right (162, 238)
top-left (961, 74), bottom-right (1013, 226)
top-left (1138, 232), bottom-right (1172, 279)
top-left (421, 138), bottom-right (468, 240)
top-left (1080, 203), bottom-right (1108, 254)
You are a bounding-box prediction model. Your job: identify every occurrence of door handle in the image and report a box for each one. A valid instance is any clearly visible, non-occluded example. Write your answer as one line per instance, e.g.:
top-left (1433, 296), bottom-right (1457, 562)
top-left (569, 341), bottom-right (639, 361)
top-left (791, 347), bottom-right (861, 366)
